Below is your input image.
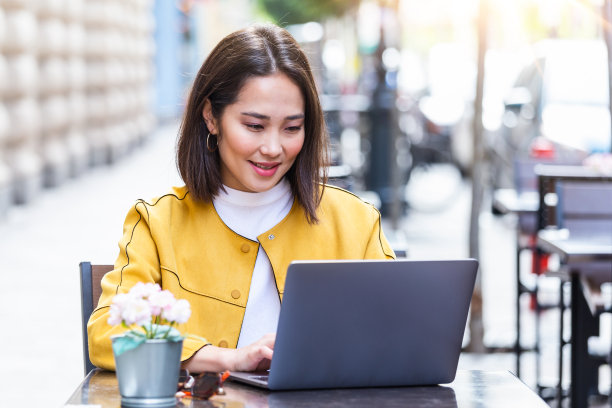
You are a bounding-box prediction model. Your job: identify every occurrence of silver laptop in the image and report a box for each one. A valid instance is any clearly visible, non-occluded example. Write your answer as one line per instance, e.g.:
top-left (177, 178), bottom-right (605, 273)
top-left (230, 258), bottom-right (478, 390)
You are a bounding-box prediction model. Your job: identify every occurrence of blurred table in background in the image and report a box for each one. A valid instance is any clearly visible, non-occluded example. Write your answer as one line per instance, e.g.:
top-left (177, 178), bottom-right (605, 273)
top-left (492, 189), bottom-right (539, 216)
top-left (537, 229), bottom-right (612, 408)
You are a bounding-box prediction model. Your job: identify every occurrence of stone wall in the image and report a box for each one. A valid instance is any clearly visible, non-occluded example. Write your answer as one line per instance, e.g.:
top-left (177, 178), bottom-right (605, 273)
top-left (0, 0), bottom-right (156, 213)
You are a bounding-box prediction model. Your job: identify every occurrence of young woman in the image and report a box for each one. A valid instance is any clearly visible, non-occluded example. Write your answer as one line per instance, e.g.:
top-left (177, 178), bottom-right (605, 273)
top-left (88, 23), bottom-right (395, 373)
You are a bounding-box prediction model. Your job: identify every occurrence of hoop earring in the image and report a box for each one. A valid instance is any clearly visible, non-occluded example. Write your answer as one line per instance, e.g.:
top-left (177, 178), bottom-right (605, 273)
top-left (206, 133), bottom-right (218, 152)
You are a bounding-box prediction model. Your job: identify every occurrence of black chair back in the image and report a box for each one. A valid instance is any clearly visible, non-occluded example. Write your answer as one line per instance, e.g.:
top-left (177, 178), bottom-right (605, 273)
top-left (79, 262), bottom-right (113, 375)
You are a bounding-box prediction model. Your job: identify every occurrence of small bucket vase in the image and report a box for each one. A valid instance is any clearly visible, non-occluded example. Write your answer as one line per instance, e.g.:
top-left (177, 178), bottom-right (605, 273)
top-left (112, 337), bottom-right (183, 407)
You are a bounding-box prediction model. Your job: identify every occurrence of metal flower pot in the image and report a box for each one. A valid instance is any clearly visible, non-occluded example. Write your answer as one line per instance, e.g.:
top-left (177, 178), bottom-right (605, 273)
top-left (112, 338), bottom-right (183, 407)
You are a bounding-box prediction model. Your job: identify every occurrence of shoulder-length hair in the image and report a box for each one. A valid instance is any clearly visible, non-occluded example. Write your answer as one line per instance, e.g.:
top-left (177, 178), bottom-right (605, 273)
top-left (176, 23), bottom-right (329, 223)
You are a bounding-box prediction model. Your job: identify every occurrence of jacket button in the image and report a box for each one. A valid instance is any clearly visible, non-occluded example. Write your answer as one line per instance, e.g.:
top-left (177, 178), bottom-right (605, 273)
top-left (240, 243), bottom-right (250, 253)
top-left (219, 340), bottom-right (228, 348)
top-left (231, 289), bottom-right (241, 299)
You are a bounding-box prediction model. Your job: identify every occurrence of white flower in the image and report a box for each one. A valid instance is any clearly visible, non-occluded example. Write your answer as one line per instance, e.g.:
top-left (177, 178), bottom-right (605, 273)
top-left (121, 297), bottom-right (152, 326)
top-left (162, 299), bottom-right (191, 324)
top-left (107, 293), bottom-right (130, 326)
top-left (107, 303), bottom-right (123, 326)
top-left (128, 282), bottom-right (161, 299)
top-left (107, 282), bottom-right (192, 339)
top-left (148, 290), bottom-right (176, 316)
top-left (110, 292), bottom-right (130, 307)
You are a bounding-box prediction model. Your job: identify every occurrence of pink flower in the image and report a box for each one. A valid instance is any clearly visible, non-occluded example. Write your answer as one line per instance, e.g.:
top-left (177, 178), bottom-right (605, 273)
top-left (121, 297), bottom-right (152, 326)
top-left (108, 303), bottom-right (123, 326)
top-left (110, 292), bottom-right (130, 307)
top-left (107, 293), bottom-right (129, 326)
top-left (148, 290), bottom-right (176, 316)
top-left (107, 282), bottom-right (191, 339)
top-left (129, 282), bottom-right (161, 299)
top-left (162, 299), bottom-right (191, 324)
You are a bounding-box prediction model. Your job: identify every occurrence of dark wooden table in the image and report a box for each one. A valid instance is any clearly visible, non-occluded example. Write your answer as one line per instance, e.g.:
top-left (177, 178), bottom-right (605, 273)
top-left (64, 369), bottom-right (549, 408)
top-left (537, 229), bottom-right (612, 408)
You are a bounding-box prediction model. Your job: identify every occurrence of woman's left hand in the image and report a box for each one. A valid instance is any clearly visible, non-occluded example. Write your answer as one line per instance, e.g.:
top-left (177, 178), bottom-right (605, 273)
top-left (229, 333), bottom-right (275, 372)
top-left (182, 333), bottom-right (275, 373)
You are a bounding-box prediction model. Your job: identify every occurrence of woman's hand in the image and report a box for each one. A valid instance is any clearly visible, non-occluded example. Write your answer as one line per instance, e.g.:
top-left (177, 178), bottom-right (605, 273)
top-left (182, 333), bottom-right (275, 373)
top-left (230, 333), bottom-right (275, 372)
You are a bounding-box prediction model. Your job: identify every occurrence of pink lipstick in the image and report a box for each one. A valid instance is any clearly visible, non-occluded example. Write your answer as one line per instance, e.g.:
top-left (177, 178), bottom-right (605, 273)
top-left (249, 161), bottom-right (280, 177)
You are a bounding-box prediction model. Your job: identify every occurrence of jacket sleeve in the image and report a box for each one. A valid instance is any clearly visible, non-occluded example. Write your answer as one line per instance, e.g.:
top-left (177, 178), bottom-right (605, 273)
top-left (86, 200), bottom-right (210, 370)
top-left (363, 205), bottom-right (396, 260)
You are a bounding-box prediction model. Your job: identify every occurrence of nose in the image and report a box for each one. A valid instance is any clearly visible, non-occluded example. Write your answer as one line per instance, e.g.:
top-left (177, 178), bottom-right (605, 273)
top-left (259, 131), bottom-right (282, 157)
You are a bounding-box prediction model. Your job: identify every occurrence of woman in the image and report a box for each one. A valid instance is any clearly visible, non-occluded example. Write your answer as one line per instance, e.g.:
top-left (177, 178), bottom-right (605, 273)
top-left (88, 23), bottom-right (395, 373)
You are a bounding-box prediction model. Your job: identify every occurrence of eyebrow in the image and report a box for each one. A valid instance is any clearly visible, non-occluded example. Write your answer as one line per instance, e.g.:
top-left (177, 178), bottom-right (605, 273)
top-left (241, 112), bottom-right (305, 121)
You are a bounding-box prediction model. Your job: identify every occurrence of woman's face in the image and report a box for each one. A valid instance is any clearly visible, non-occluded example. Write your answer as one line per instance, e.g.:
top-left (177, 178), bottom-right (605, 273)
top-left (204, 73), bottom-right (305, 193)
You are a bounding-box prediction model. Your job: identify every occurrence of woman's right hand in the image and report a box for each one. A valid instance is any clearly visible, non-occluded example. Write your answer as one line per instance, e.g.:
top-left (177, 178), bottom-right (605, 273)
top-left (182, 333), bottom-right (275, 373)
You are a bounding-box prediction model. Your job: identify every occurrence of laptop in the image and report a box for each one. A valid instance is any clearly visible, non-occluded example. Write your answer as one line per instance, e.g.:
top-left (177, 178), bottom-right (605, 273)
top-left (230, 258), bottom-right (478, 390)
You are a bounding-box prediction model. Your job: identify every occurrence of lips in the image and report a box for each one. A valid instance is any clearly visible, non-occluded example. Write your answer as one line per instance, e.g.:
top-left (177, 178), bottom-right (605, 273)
top-left (251, 162), bottom-right (278, 170)
top-left (249, 161), bottom-right (280, 177)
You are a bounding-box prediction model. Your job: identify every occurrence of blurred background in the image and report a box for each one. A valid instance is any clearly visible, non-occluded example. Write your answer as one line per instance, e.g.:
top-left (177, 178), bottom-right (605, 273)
top-left (0, 0), bottom-right (611, 406)
top-left (2, 0), bottom-right (611, 216)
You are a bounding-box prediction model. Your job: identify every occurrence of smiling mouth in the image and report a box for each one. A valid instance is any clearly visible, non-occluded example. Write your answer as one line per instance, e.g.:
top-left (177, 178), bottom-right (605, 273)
top-left (250, 161), bottom-right (279, 170)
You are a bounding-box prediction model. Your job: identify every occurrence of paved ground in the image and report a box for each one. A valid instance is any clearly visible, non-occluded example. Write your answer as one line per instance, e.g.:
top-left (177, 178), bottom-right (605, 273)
top-left (0, 121), bottom-right (608, 407)
top-left (0, 121), bottom-right (183, 406)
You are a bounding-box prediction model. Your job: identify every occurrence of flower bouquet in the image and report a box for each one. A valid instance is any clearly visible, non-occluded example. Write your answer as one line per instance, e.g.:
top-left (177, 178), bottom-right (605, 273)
top-left (108, 282), bottom-right (191, 407)
top-left (109, 282), bottom-right (191, 355)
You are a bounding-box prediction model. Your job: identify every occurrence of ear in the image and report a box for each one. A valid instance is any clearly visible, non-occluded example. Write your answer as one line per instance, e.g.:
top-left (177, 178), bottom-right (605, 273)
top-left (202, 99), bottom-right (218, 134)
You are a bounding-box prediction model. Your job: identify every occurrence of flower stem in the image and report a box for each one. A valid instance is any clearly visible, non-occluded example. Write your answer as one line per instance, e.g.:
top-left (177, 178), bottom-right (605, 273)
top-left (162, 323), bottom-right (174, 339)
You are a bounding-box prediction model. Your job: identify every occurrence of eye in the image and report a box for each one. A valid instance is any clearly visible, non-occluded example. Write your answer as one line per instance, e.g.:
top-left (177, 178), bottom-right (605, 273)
top-left (286, 125), bottom-right (303, 133)
top-left (245, 123), bottom-right (264, 131)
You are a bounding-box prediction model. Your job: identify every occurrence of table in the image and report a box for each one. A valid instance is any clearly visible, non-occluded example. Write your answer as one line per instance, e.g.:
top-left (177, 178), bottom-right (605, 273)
top-left (537, 230), bottom-right (612, 408)
top-left (492, 189), bottom-right (539, 216)
top-left (537, 230), bottom-right (612, 265)
top-left (533, 165), bottom-right (612, 401)
top-left (64, 369), bottom-right (549, 408)
top-left (494, 165), bottom-right (612, 400)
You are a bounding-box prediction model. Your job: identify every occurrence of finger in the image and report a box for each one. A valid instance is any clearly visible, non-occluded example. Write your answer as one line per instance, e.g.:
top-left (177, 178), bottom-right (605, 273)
top-left (256, 358), bottom-right (271, 371)
top-left (261, 333), bottom-right (276, 347)
top-left (259, 346), bottom-right (273, 361)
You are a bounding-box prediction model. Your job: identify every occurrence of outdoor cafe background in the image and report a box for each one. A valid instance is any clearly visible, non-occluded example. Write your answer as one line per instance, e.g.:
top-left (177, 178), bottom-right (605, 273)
top-left (0, 0), bottom-right (611, 407)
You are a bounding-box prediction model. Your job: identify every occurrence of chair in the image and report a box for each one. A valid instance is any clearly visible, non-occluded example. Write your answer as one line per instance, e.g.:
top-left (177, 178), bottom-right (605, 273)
top-left (552, 180), bottom-right (612, 405)
top-left (512, 158), bottom-right (558, 377)
top-left (511, 157), bottom-right (584, 381)
top-left (556, 181), bottom-right (612, 239)
top-left (80, 261), bottom-right (113, 375)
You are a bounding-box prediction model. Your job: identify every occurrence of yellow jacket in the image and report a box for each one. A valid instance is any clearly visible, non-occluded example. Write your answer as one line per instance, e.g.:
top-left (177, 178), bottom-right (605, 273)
top-left (88, 184), bottom-right (395, 370)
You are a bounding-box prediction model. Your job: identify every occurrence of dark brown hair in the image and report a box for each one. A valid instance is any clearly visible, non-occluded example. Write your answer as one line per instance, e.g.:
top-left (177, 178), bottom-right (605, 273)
top-left (176, 24), bottom-right (329, 223)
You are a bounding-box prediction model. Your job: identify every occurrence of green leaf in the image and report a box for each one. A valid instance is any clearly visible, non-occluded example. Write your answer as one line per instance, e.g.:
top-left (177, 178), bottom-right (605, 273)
top-left (112, 332), bottom-right (146, 356)
top-left (113, 324), bottom-right (185, 356)
top-left (258, 0), bottom-right (356, 25)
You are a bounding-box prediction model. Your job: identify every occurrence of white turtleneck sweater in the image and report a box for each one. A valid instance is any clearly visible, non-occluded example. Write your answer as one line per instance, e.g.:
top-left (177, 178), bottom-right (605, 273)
top-left (212, 179), bottom-right (293, 348)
